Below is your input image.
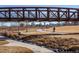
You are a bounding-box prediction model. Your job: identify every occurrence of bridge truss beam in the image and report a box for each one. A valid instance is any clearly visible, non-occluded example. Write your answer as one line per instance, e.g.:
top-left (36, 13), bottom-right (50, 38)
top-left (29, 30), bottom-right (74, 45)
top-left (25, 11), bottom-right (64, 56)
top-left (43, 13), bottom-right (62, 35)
top-left (0, 7), bottom-right (78, 21)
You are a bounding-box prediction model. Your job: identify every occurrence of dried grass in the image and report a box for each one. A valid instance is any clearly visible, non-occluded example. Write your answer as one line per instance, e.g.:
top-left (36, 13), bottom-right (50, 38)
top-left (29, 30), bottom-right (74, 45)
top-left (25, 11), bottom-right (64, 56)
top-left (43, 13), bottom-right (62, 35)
top-left (25, 35), bottom-right (79, 50)
top-left (0, 46), bottom-right (33, 53)
top-left (0, 40), bottom-right (9, 45)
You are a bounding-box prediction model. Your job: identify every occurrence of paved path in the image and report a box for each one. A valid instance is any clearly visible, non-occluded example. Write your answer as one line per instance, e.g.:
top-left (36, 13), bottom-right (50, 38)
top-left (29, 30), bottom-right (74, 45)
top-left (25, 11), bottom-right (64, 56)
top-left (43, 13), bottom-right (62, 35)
top-left (3, 40), bottom-right (54, 53)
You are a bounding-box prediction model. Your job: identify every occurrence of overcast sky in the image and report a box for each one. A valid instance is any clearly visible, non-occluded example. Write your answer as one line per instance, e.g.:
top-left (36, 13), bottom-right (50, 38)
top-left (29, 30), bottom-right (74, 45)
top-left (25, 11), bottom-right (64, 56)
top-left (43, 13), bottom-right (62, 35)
top-left (0, 5), bottom-right (78, 8)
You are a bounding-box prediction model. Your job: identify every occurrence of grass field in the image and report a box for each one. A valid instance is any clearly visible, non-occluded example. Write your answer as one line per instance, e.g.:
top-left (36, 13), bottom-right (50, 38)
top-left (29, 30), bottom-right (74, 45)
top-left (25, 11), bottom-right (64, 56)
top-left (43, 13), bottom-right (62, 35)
top-left (0, 46), bottom-right (33, 53)
top-left (0, 40), bottom-right (9, 45)
top-left (56, 25), bottom-right (79, 33)
top-left (0, 40), bottom-right (33, 53)
top-left (0, 25), bottom-right (79, 34)
top-left (0, 26), bottom-right (79, 52)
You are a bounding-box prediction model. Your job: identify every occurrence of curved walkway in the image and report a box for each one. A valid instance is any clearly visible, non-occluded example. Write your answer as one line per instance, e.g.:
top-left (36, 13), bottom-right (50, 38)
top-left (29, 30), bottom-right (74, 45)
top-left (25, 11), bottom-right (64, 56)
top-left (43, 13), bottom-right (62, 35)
top-left (3, 40), bottom-right (54, 53)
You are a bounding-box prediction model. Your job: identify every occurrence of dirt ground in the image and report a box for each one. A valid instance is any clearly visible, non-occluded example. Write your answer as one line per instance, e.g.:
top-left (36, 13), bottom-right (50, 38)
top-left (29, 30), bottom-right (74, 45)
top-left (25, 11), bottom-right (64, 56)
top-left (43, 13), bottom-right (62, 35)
top-left (0, 25), bottom-right (79, 33)
top-left (49, 35), bottom-right (79, 39)
top-left (55, 25), bottom-right (79, 33)
top-left (1, 25), bottom-right (79, 39)
top-left (18, 26), bottom-right (79, 36)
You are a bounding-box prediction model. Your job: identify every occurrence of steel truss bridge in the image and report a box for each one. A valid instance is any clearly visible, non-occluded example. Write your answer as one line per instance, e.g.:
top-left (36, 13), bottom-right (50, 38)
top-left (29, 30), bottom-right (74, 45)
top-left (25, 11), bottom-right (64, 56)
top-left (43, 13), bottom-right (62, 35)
top-left (0, 7), bottom-right (79, 21)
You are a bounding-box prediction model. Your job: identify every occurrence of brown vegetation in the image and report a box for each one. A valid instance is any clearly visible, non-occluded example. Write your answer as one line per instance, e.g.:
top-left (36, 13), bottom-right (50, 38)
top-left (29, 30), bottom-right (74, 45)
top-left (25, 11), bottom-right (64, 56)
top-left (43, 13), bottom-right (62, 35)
top-left (24, 35), bottom-right (79, 50)
top-left (0, 40), bottom-right (9, 45)
top-left (0, 46), bottom-right (33, 53)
